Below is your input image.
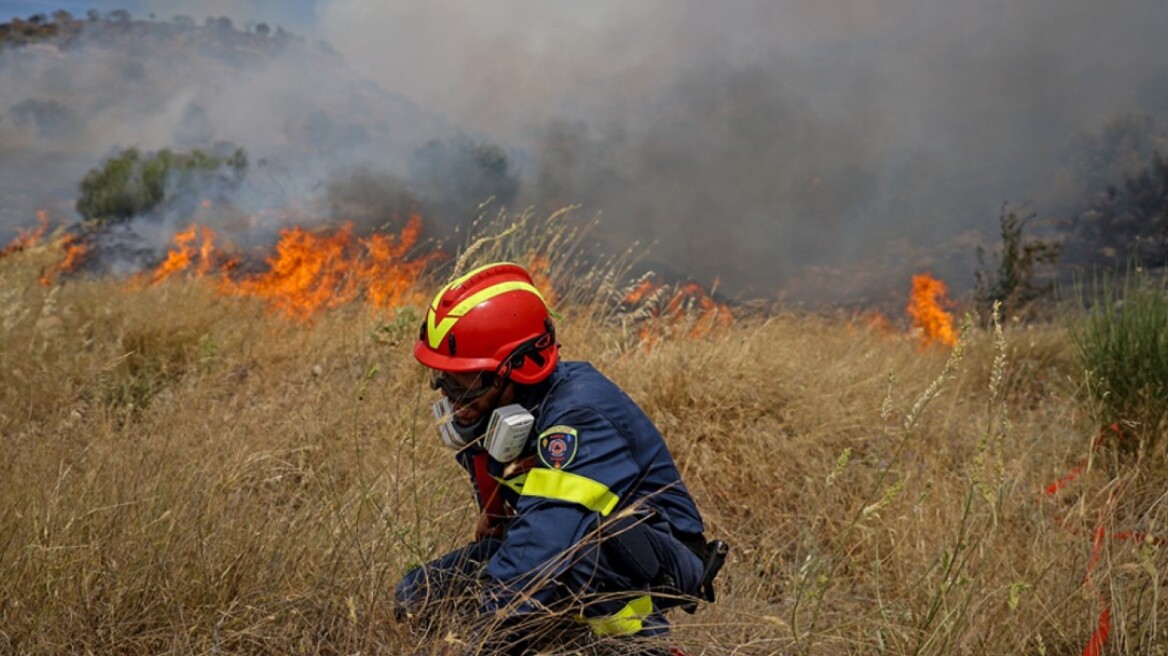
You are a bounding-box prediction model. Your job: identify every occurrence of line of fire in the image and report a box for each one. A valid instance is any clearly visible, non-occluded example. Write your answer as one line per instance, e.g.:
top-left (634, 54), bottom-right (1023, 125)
top-left (2, 207), bottom-right (957, 348)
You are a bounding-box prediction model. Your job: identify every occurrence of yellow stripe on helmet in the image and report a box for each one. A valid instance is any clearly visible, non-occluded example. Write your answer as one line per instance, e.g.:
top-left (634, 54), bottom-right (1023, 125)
top-left (424, 263), bottom-right (551, 350)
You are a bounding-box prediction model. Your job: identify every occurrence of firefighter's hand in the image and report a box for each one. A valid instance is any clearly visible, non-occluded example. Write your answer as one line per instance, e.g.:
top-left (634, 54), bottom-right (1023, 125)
top-left (475, 511), bottom-right (506, 541)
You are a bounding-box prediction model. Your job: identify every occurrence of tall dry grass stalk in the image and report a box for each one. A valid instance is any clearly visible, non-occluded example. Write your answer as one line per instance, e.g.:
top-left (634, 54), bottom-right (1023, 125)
top-left (1, 224), bottom-right (1166, 655)
top-left (445, 204), bottom-right (639, 315)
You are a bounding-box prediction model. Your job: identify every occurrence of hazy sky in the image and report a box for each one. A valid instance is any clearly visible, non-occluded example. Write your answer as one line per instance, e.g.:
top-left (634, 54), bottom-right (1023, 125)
top-left (304, 0), bottom-right (1168, 297)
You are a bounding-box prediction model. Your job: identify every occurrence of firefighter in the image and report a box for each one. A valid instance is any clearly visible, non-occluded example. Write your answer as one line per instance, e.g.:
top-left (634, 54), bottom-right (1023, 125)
top-left (395, 262), bottom-right (724, 654)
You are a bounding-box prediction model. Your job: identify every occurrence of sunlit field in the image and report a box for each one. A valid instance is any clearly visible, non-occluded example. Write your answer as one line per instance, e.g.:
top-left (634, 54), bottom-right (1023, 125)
top-left (2, 219), bottom-right (1166, 656)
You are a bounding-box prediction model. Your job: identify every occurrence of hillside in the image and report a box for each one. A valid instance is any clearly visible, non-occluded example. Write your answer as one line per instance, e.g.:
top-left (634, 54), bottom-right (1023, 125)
top-left (0, 11), bottom-right (505, 259)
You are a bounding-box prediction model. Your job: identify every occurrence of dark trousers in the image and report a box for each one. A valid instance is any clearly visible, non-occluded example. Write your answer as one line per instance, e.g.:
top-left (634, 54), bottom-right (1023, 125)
top-left (394, 517), bottom-right (703, 638)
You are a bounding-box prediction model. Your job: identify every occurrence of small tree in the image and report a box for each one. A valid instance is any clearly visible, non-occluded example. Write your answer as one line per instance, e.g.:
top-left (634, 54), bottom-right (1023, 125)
top-left (975, 204), bottom-right (1062, 320)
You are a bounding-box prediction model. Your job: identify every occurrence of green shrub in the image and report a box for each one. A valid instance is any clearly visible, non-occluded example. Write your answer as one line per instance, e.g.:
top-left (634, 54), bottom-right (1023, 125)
top-left (1070, 269), bottom-right (1168, 453)
top-left (76, 146), bottom-right (248, 224)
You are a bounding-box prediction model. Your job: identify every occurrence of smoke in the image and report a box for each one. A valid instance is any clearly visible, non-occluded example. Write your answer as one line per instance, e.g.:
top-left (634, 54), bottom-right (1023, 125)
top-left (0, 11), bottom-right (506, 270)
top-left (316, 0), bottom-right (1168, 301)
top-left (3, 1), bottom-right (1167, 303)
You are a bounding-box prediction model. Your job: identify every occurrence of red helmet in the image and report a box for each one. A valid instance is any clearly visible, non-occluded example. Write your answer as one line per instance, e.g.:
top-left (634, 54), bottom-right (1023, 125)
top-left (415, 262), bottom-right (558, 384)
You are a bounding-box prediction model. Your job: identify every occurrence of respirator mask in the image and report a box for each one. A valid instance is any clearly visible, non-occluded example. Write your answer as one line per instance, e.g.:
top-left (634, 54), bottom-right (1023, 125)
top-left (426, 324), bottom-right (552, 462)
top-left (432, 397), bottom-right (534, 462)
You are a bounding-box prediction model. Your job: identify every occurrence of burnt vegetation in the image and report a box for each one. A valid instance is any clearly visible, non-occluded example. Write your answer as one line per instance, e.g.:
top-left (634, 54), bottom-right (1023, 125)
top-left (1065, 152), bottom-right (1168, 271)
top-left (1057, 114), bottom-right (1168, 274)
top-left (974, 114), bottom-right (1168, 319)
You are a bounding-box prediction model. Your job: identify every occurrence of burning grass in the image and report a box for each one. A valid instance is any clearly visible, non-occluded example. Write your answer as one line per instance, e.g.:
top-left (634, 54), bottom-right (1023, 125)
top-left (1, 225), bottom-right (1166, 655)
top-left (908, 272), bottom-right (958, 347)
top-left (126, 215), bottom-right (440, 319)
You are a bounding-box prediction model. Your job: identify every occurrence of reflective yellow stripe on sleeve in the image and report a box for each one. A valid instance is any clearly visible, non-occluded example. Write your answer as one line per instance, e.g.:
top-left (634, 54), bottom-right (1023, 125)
top-left (582, 595), bottom-right (654, 637)
top-left (521, 468), bottom-right (619, 516)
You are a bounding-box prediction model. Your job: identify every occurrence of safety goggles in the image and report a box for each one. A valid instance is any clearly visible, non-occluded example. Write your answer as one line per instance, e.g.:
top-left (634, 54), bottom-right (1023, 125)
top-left (428, 369), bottom-right (496, 402)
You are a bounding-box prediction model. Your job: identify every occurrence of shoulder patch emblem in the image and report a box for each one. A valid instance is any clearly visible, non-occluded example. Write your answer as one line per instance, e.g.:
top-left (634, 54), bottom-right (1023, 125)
top-left (538, 425), bottom-right (579, 470)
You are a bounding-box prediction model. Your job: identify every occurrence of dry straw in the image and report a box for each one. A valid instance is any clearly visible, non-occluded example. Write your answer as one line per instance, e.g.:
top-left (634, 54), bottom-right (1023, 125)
top-left (1, 216), bottom-right (1165, 655)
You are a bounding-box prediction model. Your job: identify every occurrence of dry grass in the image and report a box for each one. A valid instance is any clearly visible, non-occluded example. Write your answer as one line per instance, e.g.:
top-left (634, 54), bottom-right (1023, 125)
top-left (1, 230), bottom-right (1166, 656)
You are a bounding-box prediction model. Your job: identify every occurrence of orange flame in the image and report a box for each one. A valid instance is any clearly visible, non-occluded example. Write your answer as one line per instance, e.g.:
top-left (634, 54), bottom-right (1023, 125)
top-left (141, 214), bottom-right (438, 319)
top-left (526, 254), bottom-right (559, 308)
top-left (38, 235), bottom-right (92, 286)
top-left (23, 208), bottom-right (729, 334)
top-left (622, 275), bottom-right (733, 345)
top-left (623, 279), bottom-right (659, 306)
top-left (221, 223), bottom-right (358, 317)
top-left (667, 281), bottom-right (731, 327)
top-left (150, 225), bottom-right (219, 284)
top-left (907, 273), bottom-right (957, 347)
top-left (0, 210), bottom-right (51, 258)
top-left (864, 311), bottom-right (896, 336)
top-left (349, 214), bottom-right (438, 311)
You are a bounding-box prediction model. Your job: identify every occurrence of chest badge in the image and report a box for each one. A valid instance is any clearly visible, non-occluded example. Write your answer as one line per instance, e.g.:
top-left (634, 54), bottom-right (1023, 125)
top-left (538, 425), bottom-right (579, 470)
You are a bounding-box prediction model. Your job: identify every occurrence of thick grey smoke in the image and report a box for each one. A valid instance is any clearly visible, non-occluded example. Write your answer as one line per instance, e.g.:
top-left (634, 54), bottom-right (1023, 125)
top-left (3, 1), bottom-right (1167, 304)
top-left (318, 0), bottom-right (1168, 302)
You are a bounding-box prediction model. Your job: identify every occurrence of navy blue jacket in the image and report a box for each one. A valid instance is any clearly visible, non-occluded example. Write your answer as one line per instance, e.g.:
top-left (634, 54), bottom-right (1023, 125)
top-left (457, 361), bottom-right (705, 615)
